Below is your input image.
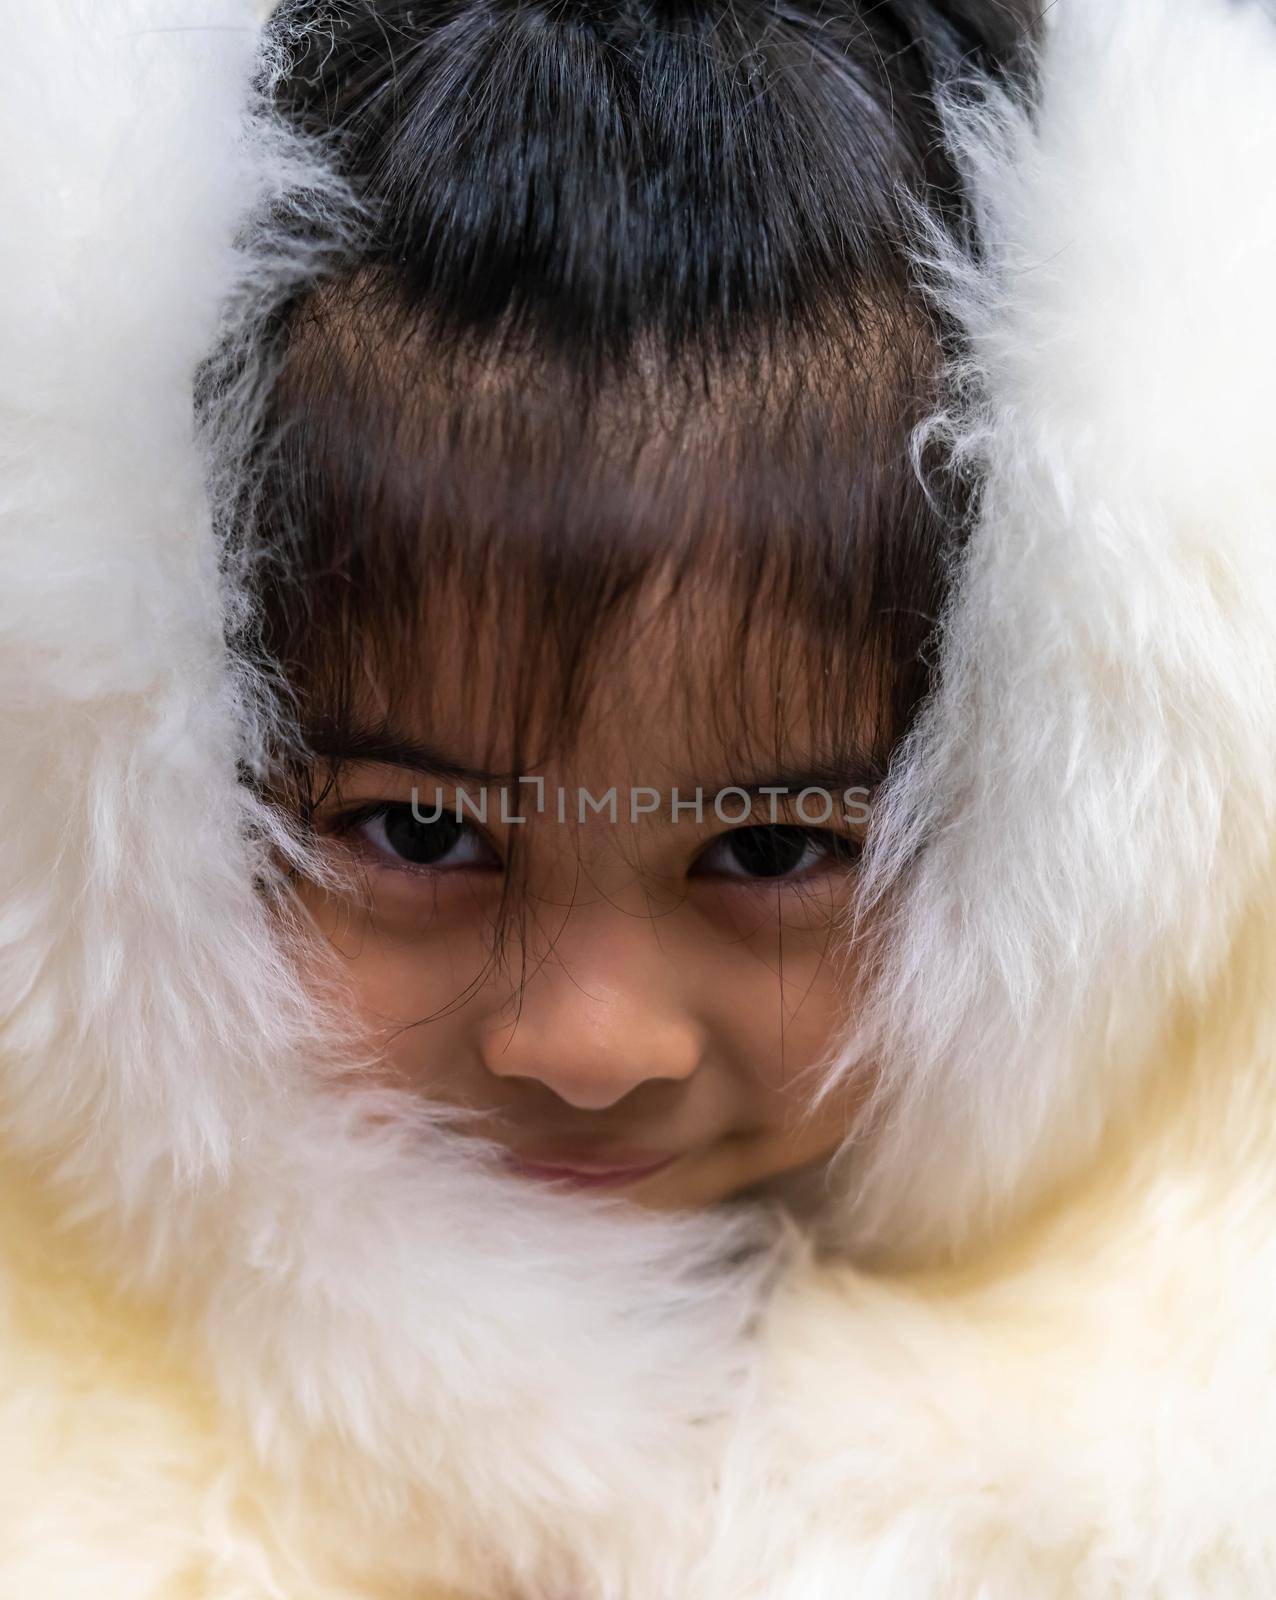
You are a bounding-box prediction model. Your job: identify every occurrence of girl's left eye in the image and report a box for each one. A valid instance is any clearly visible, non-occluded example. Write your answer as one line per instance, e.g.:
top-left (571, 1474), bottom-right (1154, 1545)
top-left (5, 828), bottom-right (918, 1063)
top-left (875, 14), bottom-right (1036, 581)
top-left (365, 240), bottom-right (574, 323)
top-left (341, 803), bottom-right (499, 872)
top-left (693, 824), bottom-right (861, 883)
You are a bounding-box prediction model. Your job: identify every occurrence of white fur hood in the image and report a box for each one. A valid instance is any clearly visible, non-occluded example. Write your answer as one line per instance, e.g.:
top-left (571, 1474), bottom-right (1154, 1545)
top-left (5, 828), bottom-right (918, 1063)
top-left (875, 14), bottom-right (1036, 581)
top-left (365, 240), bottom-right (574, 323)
top-left (2, 2), bottom-right (1275, 1596)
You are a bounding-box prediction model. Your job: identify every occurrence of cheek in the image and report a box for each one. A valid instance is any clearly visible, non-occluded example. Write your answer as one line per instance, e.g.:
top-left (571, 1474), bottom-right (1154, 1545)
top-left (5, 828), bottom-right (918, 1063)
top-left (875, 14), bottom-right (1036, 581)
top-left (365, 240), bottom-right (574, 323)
top-left (703, 911), bottom-right (855, 1090)
top-left (717, 972), bottom-right (865, 1182)
top-left (698, 911), bottom-right (867, 1165)
top-left (293, 879), bottom-right (498, 1084)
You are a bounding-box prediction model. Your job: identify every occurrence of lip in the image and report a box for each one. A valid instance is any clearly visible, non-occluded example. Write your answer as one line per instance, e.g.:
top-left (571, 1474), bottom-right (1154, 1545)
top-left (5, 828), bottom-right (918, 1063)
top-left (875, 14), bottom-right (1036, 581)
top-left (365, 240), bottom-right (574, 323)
top-left (503, 1152), bottom-right (678, 1191)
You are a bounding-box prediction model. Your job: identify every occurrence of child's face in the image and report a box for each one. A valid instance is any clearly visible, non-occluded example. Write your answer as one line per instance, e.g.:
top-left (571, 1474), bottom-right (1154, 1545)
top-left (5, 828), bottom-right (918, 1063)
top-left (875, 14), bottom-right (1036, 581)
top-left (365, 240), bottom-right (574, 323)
top-left (294, 590), bottom-right (874, 1209)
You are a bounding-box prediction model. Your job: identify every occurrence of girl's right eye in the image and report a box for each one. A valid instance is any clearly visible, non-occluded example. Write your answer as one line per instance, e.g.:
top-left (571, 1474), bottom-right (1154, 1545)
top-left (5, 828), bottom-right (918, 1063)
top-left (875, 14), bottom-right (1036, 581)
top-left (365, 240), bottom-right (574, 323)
top-left (341, 803), bottom-right (499, 873)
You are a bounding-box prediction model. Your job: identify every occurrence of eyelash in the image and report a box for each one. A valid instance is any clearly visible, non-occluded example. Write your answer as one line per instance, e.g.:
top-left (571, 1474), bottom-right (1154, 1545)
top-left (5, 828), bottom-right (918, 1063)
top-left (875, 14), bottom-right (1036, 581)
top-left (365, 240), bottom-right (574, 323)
top-left (693, 825), bottom-right (862, 885)
top-left (325, 803), bottom-right (863, 886)
top-left (329, 802), bottom-right (499, 875)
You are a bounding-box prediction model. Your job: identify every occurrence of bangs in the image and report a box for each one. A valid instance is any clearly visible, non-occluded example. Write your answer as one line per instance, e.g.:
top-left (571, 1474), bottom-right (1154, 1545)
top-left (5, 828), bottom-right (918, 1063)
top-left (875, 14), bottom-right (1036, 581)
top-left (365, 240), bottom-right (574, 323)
top-left (254, 274), bottom-right (955, 804)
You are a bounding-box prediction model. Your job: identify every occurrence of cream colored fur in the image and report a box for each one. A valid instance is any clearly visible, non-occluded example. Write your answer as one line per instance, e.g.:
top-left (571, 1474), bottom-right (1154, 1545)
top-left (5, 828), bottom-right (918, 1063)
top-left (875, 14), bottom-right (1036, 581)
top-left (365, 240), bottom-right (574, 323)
top-left (2, 0), bottom-right (1274, 1596)
top-left (835, 0), bottom-right (1276, 1262)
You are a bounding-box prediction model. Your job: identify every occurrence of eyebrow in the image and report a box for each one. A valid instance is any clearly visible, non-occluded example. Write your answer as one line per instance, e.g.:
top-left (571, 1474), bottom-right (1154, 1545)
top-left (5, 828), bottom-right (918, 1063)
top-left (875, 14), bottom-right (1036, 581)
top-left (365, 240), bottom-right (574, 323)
top-left (304, 718), bottom-right (884, 798)
top-left (695, 754), bottom-right (886, 801)
top-left (303, 719), bottom-right (517, 786)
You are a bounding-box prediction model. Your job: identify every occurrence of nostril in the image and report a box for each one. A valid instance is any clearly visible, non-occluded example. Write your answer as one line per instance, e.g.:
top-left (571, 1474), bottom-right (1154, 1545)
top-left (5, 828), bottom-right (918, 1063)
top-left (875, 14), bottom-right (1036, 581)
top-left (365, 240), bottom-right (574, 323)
top-left (509, 1063), bottom-right (662, 1114)
top-left (479, 1033), bottom-right (701, 1112)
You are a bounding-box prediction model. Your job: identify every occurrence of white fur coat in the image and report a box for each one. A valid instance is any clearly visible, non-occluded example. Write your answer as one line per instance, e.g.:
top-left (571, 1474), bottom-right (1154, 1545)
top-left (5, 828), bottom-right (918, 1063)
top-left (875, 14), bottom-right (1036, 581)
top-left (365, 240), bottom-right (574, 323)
top-left (2, 1), bottom-right (1275, 1595)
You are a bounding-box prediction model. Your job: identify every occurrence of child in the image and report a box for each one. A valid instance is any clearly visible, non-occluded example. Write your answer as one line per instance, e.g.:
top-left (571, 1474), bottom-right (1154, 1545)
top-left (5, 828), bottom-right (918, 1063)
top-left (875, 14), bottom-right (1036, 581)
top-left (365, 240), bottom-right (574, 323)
top-left (4, 0), bottom-right (1276, 1596)
top-left (250, 0), bottom-right (1031, 1213)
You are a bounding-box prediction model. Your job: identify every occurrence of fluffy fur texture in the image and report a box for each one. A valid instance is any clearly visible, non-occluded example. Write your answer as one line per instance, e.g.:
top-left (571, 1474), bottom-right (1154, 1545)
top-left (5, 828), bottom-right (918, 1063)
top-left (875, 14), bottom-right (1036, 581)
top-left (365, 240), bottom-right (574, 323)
top-left (832, 0), bottom-right (1276, 1265)
top-left (0, 5), bottom-right (774, 1595)
top-left (2, 0), bottom-right (1275, 1596)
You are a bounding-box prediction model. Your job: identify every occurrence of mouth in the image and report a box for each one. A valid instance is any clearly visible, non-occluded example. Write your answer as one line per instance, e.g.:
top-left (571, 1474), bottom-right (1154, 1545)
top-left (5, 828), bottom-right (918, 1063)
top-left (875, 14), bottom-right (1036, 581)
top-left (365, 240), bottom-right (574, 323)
top-left (502, 1151), bottom-right (679, 1191)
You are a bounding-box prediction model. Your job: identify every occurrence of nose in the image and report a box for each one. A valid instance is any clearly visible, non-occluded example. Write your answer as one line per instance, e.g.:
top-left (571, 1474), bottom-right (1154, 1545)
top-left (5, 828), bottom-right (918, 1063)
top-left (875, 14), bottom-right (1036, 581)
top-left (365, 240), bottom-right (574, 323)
top-left (477, 918), bottom-right (703, 1111)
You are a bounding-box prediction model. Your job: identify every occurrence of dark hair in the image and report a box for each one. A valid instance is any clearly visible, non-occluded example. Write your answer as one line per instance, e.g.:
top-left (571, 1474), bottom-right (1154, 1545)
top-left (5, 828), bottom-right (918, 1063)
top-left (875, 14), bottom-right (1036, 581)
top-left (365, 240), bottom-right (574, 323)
top-left (253, 0), bottom-right (1036, 843)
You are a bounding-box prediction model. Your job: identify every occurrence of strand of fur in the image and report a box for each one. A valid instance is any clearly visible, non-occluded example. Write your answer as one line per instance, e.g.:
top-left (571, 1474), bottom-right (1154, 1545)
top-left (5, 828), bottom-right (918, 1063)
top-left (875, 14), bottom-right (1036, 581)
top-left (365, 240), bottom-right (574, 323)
top-left (826, 0), bottom-right (1276, 1261)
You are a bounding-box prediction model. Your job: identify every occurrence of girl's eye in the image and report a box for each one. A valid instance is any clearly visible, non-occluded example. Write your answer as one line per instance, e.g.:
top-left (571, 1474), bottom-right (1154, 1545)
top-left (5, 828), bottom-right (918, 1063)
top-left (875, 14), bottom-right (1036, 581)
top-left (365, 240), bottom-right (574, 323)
top-left (344, 804), bottom-right (498, 872)
top-left (693, 824), bottom-right (861, 883)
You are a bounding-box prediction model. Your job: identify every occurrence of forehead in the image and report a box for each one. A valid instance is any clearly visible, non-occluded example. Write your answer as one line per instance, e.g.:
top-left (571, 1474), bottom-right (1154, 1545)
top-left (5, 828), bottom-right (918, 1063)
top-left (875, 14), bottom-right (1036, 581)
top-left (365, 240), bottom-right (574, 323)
top-left (344, 565), bottom-right (884, 794)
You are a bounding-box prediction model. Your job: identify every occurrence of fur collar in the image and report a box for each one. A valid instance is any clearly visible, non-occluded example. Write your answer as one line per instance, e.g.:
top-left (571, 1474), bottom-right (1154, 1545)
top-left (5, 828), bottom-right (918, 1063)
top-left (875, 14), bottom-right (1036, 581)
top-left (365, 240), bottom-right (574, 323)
top-left (1, 2), bottom-right (1274, 1594)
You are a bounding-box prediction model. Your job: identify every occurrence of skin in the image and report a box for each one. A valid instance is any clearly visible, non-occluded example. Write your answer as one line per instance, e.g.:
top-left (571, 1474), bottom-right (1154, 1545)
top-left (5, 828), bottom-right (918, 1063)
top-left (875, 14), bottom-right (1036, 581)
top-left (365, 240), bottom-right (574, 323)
top-left (291, 595), bottom-right (875, 1211)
